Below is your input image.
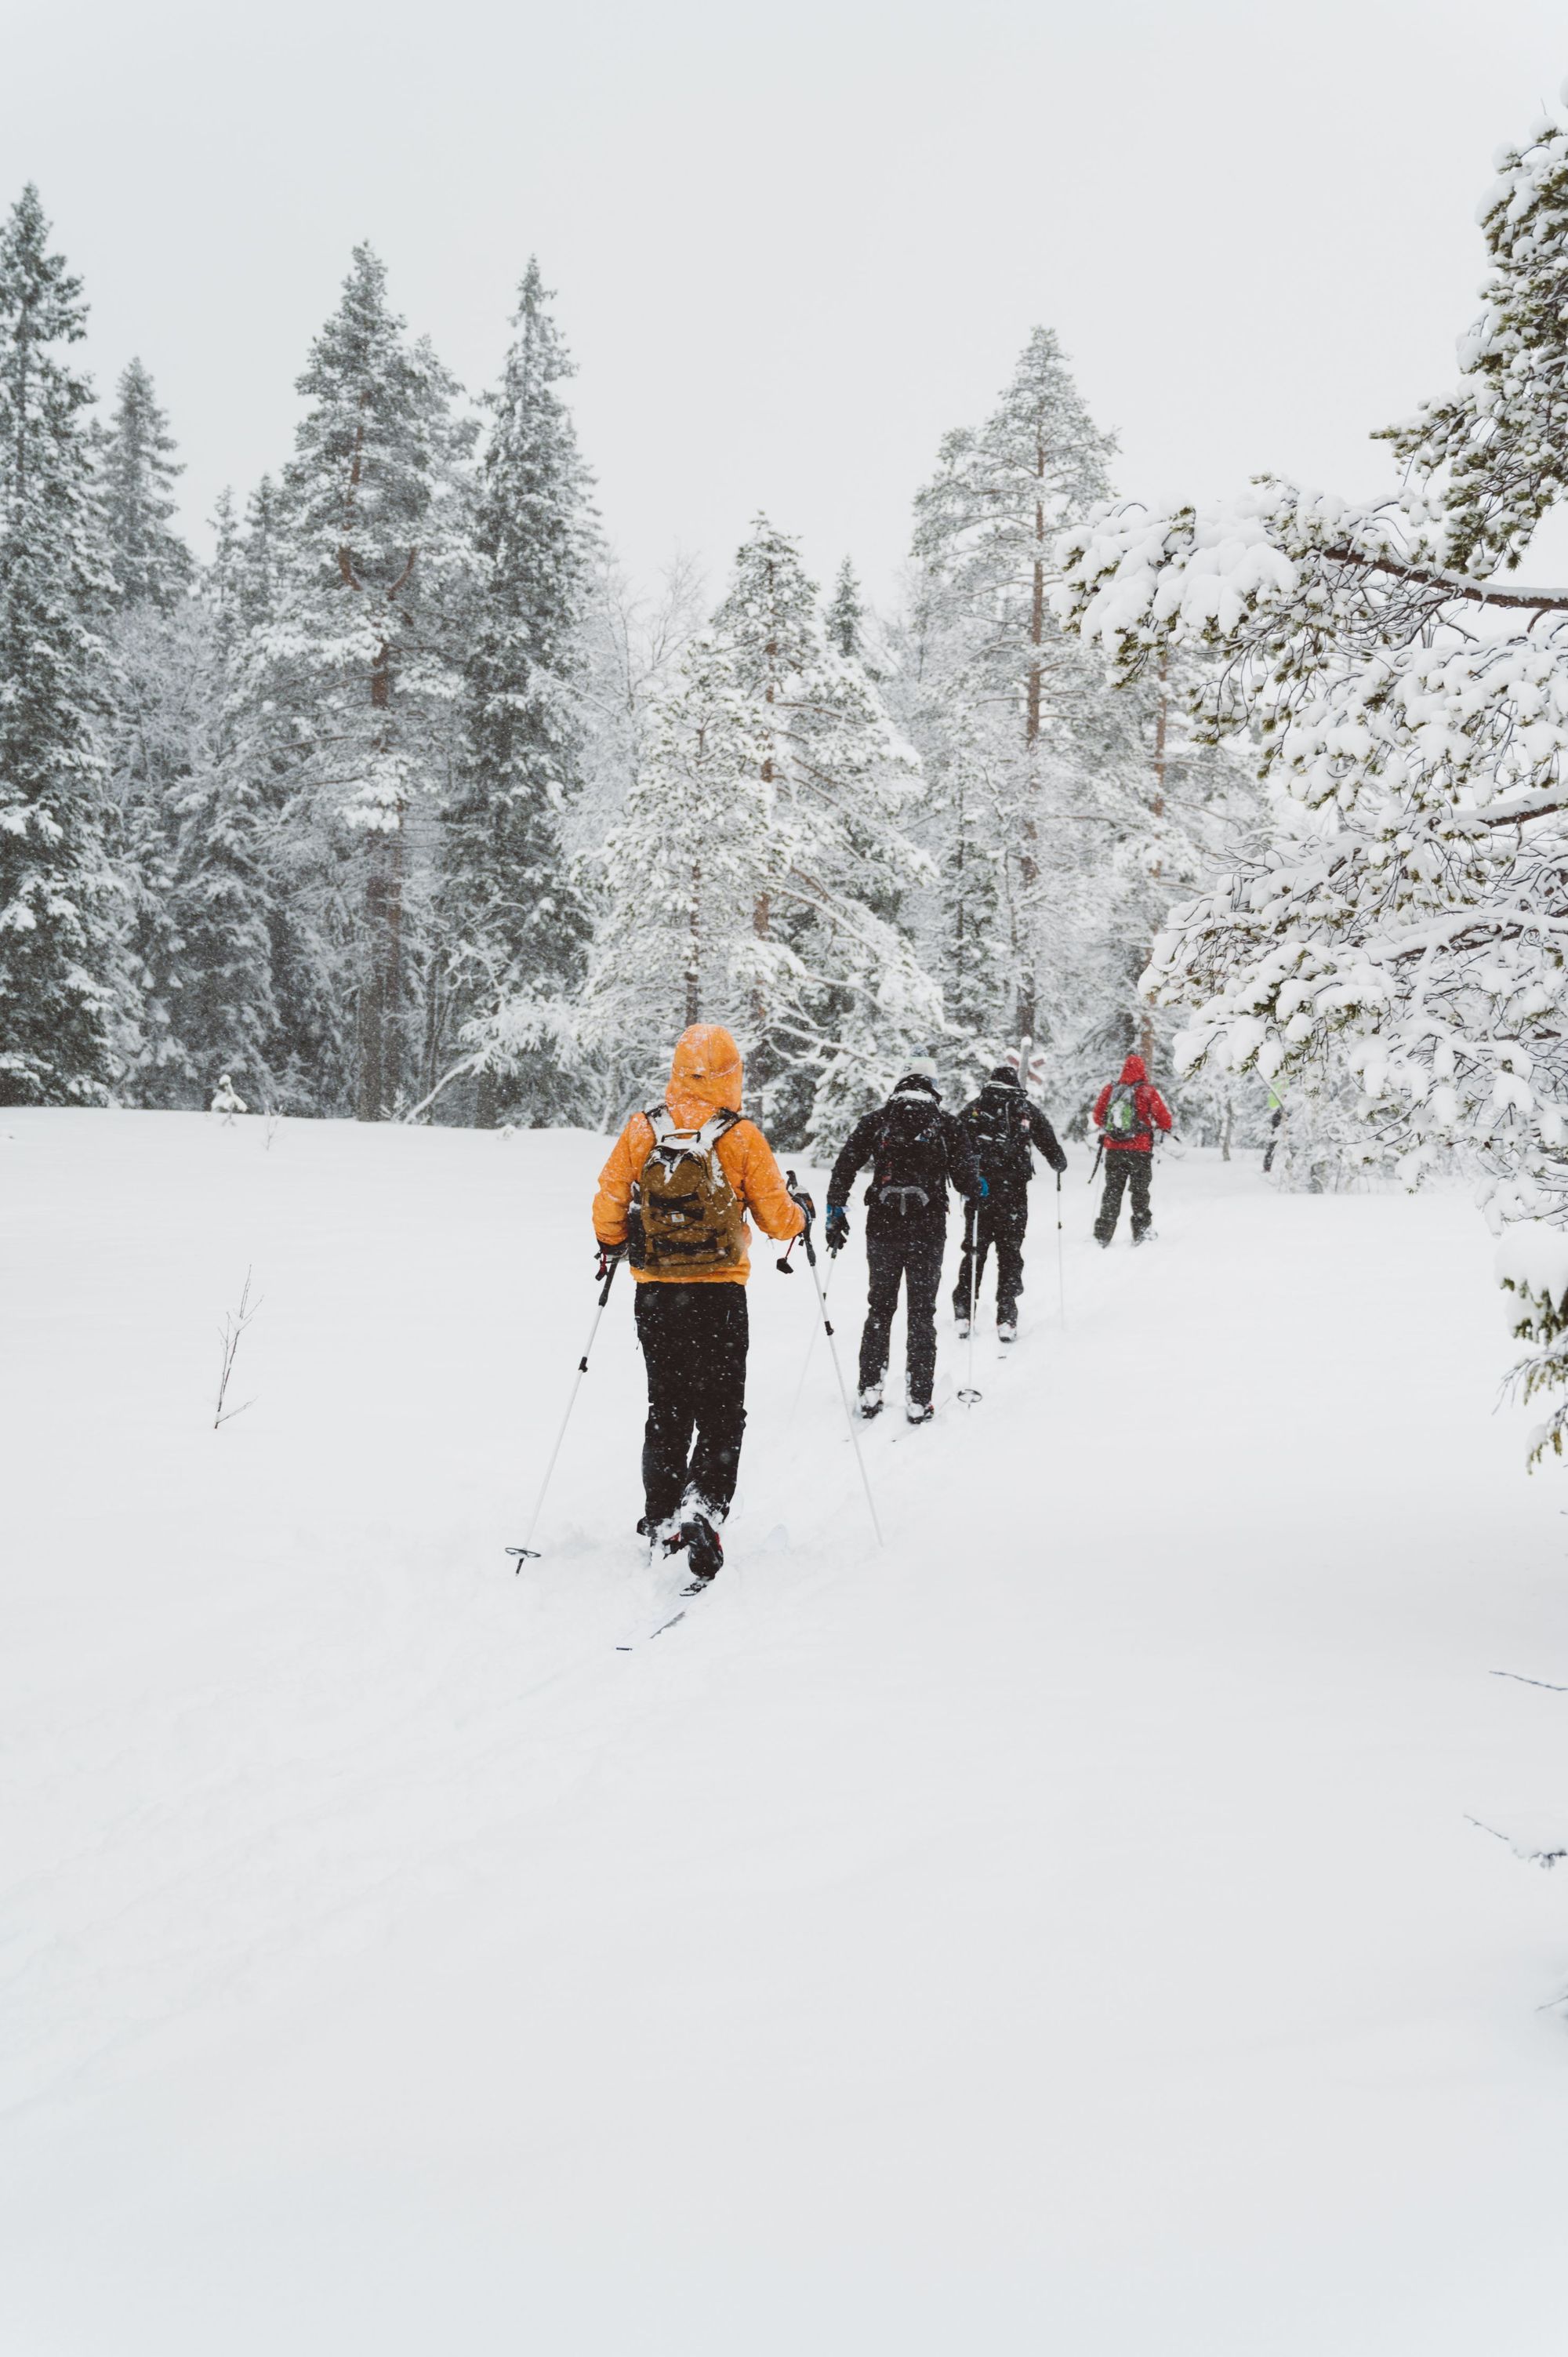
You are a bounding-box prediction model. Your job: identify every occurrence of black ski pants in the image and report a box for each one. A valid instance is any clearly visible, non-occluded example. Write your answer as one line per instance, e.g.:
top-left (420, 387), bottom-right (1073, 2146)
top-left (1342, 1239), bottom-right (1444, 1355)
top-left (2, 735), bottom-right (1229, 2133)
top-left (1094, 1150), bottom-right (1153, 1242)
top-left (634, 1283), bottom-right (748, 1530)
top-left (859, 1218), bottom-right (946, 1407)
top-left (953, 1189), bottom-right (1029, 1324)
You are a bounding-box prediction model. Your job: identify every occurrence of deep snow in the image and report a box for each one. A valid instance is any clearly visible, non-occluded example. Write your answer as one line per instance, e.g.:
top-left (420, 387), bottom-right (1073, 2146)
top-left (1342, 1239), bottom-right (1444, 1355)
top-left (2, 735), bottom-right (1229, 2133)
top-left (4, 1109), bottom-right (1568, 2354)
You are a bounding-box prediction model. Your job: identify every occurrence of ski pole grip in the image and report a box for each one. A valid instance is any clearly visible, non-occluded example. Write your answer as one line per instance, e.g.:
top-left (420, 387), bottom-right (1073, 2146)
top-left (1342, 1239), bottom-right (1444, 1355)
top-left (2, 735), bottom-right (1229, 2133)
top-left (785, 1171), bottom-right (818, 1267)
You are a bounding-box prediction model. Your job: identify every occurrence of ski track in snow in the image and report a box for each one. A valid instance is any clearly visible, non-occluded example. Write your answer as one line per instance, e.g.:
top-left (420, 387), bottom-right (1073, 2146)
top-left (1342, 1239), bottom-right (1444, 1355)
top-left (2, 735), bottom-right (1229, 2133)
top-left (5, 1110), bottom-right (1568, 2354)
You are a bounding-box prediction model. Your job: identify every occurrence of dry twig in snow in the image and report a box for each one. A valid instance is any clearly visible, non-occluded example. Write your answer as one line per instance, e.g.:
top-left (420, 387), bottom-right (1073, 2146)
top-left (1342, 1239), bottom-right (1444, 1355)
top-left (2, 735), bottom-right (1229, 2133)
top-left (214, 1268), bottom-right (261, 1429)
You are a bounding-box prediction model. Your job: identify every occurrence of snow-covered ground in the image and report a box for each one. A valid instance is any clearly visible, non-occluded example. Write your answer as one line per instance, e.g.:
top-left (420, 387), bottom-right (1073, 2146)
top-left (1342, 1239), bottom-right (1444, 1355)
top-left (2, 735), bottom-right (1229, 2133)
top-left (5, 1109), bottom-right (1568, 2354)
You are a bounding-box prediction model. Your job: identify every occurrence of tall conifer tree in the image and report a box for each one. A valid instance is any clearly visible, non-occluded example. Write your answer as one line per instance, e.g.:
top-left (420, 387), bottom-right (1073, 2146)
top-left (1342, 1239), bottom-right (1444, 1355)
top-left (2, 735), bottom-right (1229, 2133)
top-left (255, 247), bottom-right (474, 1119)
top-left (440, 259), bottom-right (592, 1127)
top-left (97, 360), bottom-right (205, 1102)
top-left (99, 358), bottom-right (192, 611)
top-left (0, 186), bottom-right (116, 1106)
top-left (158, 492), bottom-right (280, 1102)
top-left (825, 557), bottom-right (866, 659)
top-left (910, 329), bottom-right (1116, 1051)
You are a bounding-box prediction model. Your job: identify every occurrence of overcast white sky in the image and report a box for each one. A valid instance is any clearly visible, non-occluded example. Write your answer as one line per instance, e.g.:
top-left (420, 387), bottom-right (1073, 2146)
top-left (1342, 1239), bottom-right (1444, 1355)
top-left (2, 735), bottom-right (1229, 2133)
top-left (5, 0), bottom-right (1566, 603)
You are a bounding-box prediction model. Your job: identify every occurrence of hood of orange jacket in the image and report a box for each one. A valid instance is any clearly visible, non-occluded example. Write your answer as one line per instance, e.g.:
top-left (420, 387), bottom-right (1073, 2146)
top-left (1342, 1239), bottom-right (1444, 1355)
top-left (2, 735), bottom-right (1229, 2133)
top-left (666, 1023), bottom-right (744, 1130)
top-left (1120, 1054), bottom-right (1148, 1085)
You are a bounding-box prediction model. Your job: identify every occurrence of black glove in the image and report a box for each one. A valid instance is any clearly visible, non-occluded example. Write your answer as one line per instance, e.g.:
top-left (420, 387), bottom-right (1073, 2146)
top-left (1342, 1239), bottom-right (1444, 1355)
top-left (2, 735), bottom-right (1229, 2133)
top-left (595, 1240), bottom-right (626, 1278)
top-left (824, 1204), bottom-right (850, 1255)
top-left (790, 1187), bottom-right (817, 1223)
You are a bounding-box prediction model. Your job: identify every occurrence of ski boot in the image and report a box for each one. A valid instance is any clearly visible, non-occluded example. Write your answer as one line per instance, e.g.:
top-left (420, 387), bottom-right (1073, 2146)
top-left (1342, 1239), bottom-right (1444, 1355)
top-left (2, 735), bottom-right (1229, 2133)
top-left (857, 1381), bottom-right (885, 1420)
top-left (906, 1399), bottom-right (935, 1426)
top-left (638, 1514), bottom-right (688, 1563)
top-left (997, 1320), bottom-right (1018, 1343)
top-left (680, 1511), bottom-right (724, 1593)
top-left (953, 1313), bottom-right (971, 1339)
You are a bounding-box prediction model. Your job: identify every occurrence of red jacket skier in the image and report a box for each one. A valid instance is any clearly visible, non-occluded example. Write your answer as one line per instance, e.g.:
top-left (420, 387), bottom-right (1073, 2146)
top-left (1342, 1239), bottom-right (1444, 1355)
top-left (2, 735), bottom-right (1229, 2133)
top-left (1091, 1054), bottom-right (1172, 1244)
top-left (1091, 1054), bottom-right (1172, 1153)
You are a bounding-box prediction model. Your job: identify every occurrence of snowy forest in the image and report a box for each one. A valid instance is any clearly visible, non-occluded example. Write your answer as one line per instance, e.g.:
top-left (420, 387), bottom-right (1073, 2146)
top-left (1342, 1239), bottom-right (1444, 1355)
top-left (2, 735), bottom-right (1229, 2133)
top-left (0, 185), bottom-right (1263, 1156)
top-left (13, 75), bottom-right (1568, 1352)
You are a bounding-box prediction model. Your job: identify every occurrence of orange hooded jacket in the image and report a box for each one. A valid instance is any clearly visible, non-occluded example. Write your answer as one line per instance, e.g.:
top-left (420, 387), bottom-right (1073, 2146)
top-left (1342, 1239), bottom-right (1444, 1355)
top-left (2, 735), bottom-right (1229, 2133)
top-left (593, 1024), bottom-right (804, 1284)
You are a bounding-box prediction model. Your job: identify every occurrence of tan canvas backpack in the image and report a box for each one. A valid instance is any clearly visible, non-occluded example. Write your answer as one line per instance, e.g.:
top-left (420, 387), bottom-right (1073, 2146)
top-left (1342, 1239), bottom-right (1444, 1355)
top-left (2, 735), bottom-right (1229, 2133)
top-left (631, 1107), bottom-right (747, 1274)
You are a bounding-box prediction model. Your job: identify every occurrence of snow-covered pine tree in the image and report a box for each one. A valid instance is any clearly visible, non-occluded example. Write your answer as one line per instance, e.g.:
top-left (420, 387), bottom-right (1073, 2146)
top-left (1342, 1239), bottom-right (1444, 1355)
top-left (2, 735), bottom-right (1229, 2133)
top-left (1054, 85), bottom-right (1568, 1441)
top-left (588, 517), bottom-right (942, 1146)
top-left (0, 186), bottom-right (117, 1106)
top-left (98, 358), bottom-right (193, 611)
top-left (825, 557), bottom-right (865, 659)
top-left (437, 260), bottom-right (592, 1128)
top-left (256, 248), bottom-right (474, 1120)
top-left (909, 329), bottom-right (1118, 1066)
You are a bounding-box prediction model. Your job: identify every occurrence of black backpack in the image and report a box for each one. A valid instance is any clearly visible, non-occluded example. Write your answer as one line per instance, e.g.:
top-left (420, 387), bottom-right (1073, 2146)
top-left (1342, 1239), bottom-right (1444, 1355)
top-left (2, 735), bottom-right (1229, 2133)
top-left (869, 1091), bottom-right (950, 1214)
top-left (965, 1085), bottom-right (1032, 1186)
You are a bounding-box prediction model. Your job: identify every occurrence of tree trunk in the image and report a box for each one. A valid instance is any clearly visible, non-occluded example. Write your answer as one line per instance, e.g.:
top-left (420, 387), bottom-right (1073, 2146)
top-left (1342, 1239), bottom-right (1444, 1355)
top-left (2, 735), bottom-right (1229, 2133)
top-left (685, 860), bottom-right (701, 1027)
top-left (751, 891), bottom-right (769, 1033)
top-left (356, 843), bottom-right (388, 1124)
top-left (1016, 472), bottom-right (1046, 1041)
top-left (1138, 649), bottom-right (1170, 1070)
top-left (356, 636), bottom-right (401, 1122)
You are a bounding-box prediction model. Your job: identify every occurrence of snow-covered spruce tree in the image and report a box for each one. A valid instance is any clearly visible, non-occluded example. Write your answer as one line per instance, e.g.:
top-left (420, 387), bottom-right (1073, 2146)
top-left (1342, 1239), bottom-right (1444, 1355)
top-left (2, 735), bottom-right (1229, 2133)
top-left (254, 248), bottom-right (474, 1120)
top-left (1055, 88), bottom-right (1568, 1447)
top-left (435, 260), bottom-right (592, 1128)
top-left (94, 360), bottom-right (209, 1104)
top-left (586, 518), bottom-right (942, 1148)
top-left (825, 557), bottom-right (866, 660)
top-left (98, 358), bottom-right (193, 612)
top-left (103, 592), bottom-right (212, 1103)
top-left (151, 489), bottom-right (280, 1106)
top-left (0, 186), bottom-right (118, 1106)
top-left (193, 472), bottom-right (332, 1109)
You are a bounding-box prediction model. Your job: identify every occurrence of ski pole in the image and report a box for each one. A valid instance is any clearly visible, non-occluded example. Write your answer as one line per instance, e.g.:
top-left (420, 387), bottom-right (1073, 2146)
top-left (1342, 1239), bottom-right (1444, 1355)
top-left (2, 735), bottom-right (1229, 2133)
top-left (507, 1251), bottom-right (622, 1566)
top-left (788, 1253), bottom-right (833, 1425)
top-left (1056, 1169), bottom-right (1066, 1327)
top-left (958, 1197), bottom-right (982, 1405)
top-left (786, 1172), bottom-right (883, 1548)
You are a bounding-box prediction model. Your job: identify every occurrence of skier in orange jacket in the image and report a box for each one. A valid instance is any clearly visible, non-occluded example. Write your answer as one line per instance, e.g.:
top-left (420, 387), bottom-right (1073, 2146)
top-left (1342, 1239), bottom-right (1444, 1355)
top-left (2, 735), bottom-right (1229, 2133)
top-left (594, 1024), bottom-right (804, 1585)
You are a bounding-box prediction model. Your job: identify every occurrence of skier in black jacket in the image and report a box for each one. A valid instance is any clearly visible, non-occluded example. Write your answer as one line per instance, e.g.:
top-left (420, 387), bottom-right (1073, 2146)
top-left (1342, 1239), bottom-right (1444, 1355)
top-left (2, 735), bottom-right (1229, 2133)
top-left (825, 1065), bottom-right (982, 1424)
top-left (952, 1065), bottom-right (1067, 1342)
